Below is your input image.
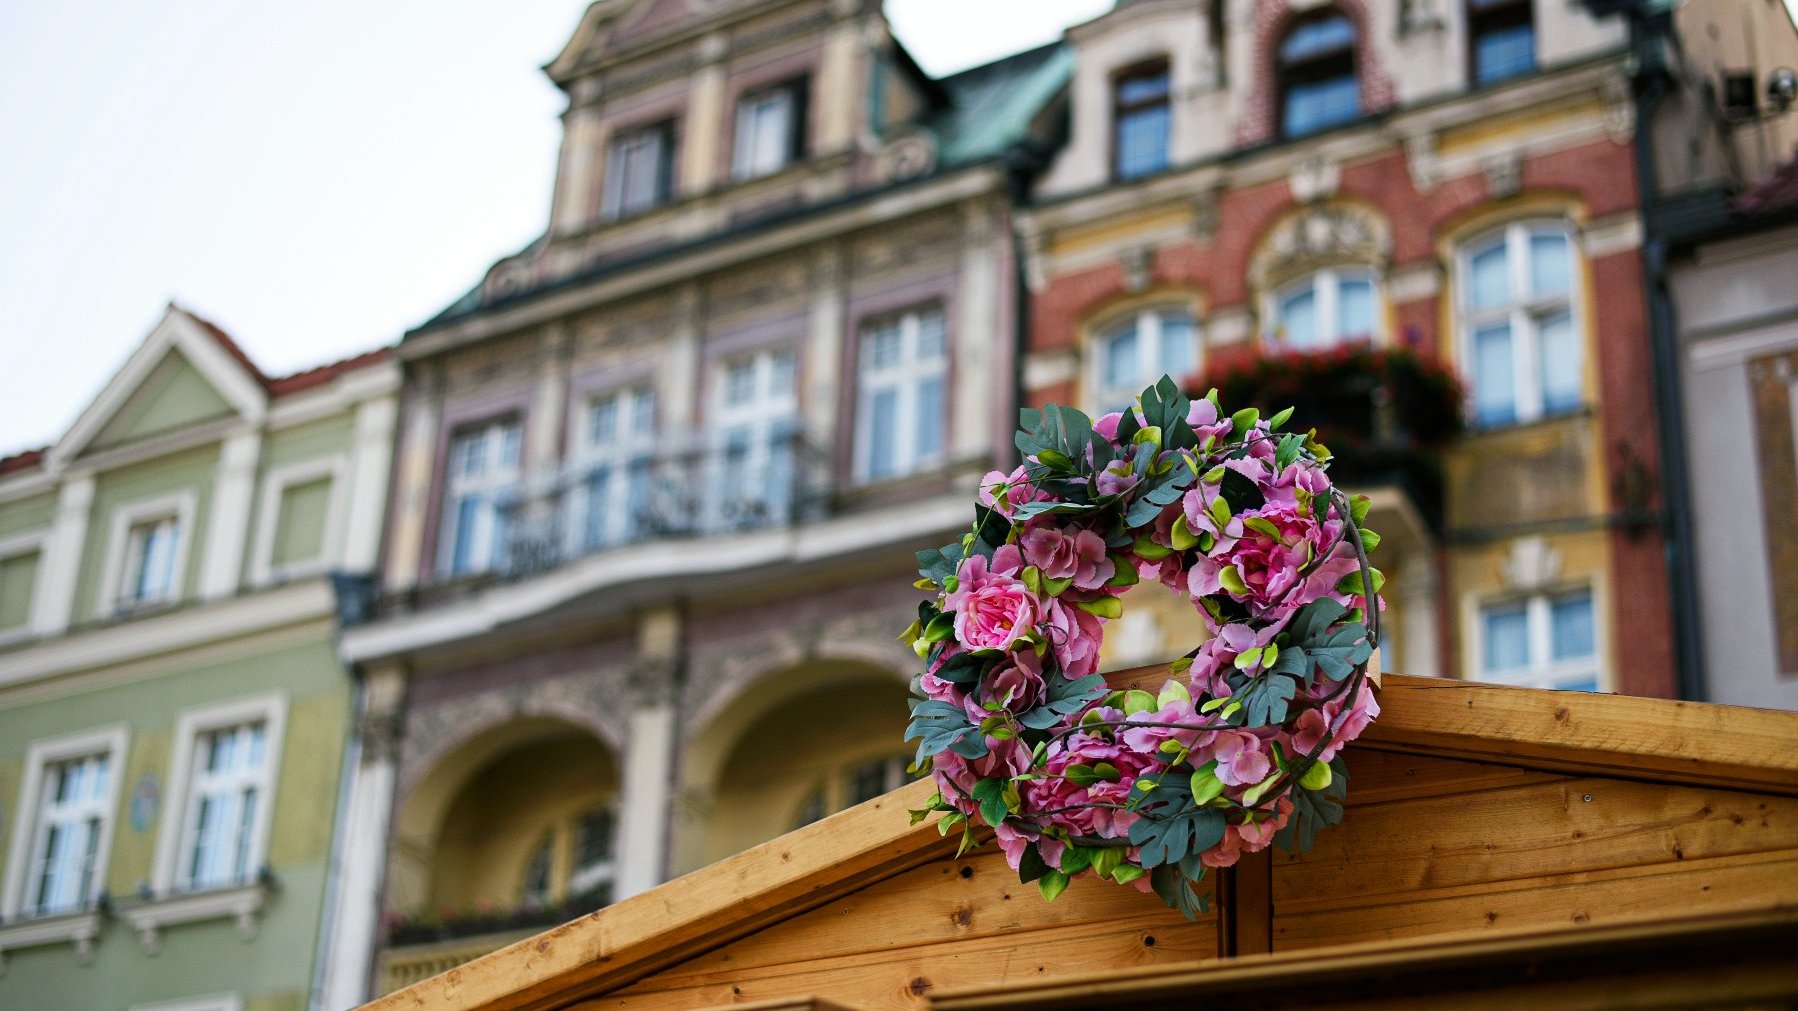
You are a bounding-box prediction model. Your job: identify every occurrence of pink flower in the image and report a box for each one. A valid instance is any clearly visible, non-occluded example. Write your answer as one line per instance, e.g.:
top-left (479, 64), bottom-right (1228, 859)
top-left (1093, 412), bottom-right (1124, 440)
top-left (978, 466), bottom-right (1048, 519)
top-left (953, 578), bottom-right (1036, 652)
top-left (1211, 730), bottom-right (1272, 787)
top-left (1040, 596), bottom-right (1104, 676)
top-left (943, 546), bottom-right (1025, 611)
top-left (1117, 698), bottom-right (1216, 756)
top-left (1020, 526), bottom-right (1116, 590)
top-left (934, 737), bottom-right (1033, 814)
top-left (1020, 719), bottom-right (1160, 839)
top-left (976, 649), bottom-right (1048, 715)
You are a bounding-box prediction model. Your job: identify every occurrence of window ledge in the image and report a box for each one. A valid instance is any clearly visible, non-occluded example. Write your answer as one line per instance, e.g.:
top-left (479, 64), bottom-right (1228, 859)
top-left (0, 908), bottom-right (103, 969)
top-left (121, 881), bottom-right (272, 954)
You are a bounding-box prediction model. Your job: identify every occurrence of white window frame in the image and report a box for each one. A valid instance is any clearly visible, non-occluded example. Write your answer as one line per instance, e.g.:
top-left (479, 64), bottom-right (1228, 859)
top-left (0, 529), bottom-right (47, 645)
top-left (854, 306), bottom-right (950, 484)
top-left (708, 350), bottom-right (799, 530)
top-left (601, 123), bottom-right (671, 221)
top-left (248, 455), bottom-right (349, 586)
top-left (1264, 266), bottom-right (1382, 351)
top-left (1470, 587), bottom-right (1605, 693)
top-left (0, 725), bottom-right (129, 922)
top-left (1456, 219), bottom-right (1583, 427)
top-left (570, 387), bottom-right (659, 551)
top-left (97, 491), bottom-right (197, 616)
top-left (1088, 307), bottom-right (1201, 415)
top-left (732, 83), bottom-right (798, 180)
top-left (151, 693), bottom-right (287, 898)
top-left (437, 418), bottom-right (523, 578)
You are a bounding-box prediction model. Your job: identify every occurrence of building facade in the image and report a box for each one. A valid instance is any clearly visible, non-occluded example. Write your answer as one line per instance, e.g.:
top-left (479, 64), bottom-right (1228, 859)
top-left (1010, 0), bottom-right (1797, 700)
top-left (0, 307), bottom-right (396, 1010)
top-left (327, 0), bottom-right (1063, 999)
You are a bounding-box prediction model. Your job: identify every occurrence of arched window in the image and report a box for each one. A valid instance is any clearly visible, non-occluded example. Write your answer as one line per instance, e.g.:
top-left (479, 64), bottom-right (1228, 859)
top-left (1090, 307), bottom-right (1200, 414)
top-left (1267, 268), bottom-right (1380, 350)
top-left (1457, 221), bottom-right (1580, 427)
top-left (1278, 12), bottom-right (1360, 137)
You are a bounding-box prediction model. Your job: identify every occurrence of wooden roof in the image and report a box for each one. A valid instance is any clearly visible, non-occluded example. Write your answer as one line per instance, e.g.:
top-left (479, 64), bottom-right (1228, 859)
top-left (366, 670), bottom-right (1798, 1011)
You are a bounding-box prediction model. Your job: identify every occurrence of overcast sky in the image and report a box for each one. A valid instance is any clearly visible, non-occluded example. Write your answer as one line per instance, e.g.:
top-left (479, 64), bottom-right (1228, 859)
top-left (0, 0), bottom-right (1113, 457)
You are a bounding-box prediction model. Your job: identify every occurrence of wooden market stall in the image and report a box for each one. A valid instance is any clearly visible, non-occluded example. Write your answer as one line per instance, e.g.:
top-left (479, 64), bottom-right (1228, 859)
top-left (366, 670), bottom-right (1798, 1010)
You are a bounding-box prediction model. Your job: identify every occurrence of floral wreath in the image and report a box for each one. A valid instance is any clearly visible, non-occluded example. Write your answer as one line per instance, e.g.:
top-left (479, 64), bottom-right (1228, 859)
top-left (902, 377), bottom-right (1383, 917)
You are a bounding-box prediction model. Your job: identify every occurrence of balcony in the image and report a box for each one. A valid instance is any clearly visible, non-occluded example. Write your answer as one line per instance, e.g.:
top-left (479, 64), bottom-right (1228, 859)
top-left (363, 431), bottom-right (829, 617)
top-left (1189, 345), bottom-right (1464, 527)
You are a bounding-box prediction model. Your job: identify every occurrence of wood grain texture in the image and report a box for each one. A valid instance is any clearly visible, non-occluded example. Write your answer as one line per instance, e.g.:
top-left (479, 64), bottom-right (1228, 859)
top-left (928, 907), bottom-right (1798, 1010)
top-left (602, 847), bottom-right (1219, 1009)
top-left (364, 670), bottom-right (1798, 1011)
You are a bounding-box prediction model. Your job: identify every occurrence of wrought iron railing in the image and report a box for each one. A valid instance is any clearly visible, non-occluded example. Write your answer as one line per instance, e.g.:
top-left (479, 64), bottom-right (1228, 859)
top-left (490, 428), bottom-right (826, 581)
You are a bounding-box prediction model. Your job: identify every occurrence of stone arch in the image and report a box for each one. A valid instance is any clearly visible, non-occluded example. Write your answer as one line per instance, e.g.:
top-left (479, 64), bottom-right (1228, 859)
top-left (673, 656), bottom-right (913, 874)
top-left (1237, 0), bottom-right (1397, 147)
top-left (388, 714), bottom-right (621, 919)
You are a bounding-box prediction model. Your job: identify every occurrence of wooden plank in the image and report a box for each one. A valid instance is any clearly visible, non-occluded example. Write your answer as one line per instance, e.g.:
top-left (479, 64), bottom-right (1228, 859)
top-left (1102, 665), bottom-right (1798, 796)
top-left (1273, 849), bottom-right (1798, 950)
top-left (591, 912), bottom-right (1219, 1010)
top-left (367, 668), bottom-right (1798, 1010)
top-left (1221, 848), bottom-right (1272, 957)
top-left (1341, 748), bottom-right (1565, 806)
top-left (1276, 773), bottom-right (1798, 908)
top-left (624, 848), bottom-right (1218, 989)
top-left (361, 780), bottom-right (957, 1011)
top-left (927, 907), bottom-right (1798, 1010)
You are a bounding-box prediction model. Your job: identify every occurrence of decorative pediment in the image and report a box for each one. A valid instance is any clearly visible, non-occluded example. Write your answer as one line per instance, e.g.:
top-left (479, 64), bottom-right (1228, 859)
top-left (49, 307), bottom-right (267, 470)
top-left (1248, 202), bottom-right (1393, 290)
top-left (545, 0), bottom-right (753, 83)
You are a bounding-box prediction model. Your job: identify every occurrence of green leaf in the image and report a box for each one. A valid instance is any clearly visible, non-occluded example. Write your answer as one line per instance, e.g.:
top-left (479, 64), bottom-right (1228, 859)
top-left (1349, 494), bottom-right (1371, 527)
top-left (1170, 515), bottom-right (1199, 551)
top-left (1075, 596), bottom-right (1122, 619)
top-left (1111, 864), bottom-right (1146, 886)
top-left (1150, 865), bottom-right (1211, 920)
top-left (1038, 869), bottom-right (1070, 903)
top-left (932, 650), bottom-right (991, 687)
top-left (1356, 527), bottom-right (1382, 553)
top-left (1043, 575), bottom-right (1074, 597)
top-left (1058, 846), bottom-right (1094, 876)
top-left (1090, 846), bottom-right (1124, 879)
top-left (1128, 778), bottom-right (1227, 868)
top-left (1208, 495), bottom-right (1231, 529)
top-left (1017, 843), bottom-right (1051, 883)
top-left (1188, 761), bottom-right (1224, 806)
top-left (1230, 407), bottom-right (1260, 438)
top-left (1334, 567), bottom-right (1386, 599)
top-left (1238, 672), bottom-right (1298, 727)
top-left (923, 612), bottom-right (956, 642)
top-left (1269, 406), bottom-right (1294, 430)
top-left (1016, 671), bottom-right (1108, 730)
top-left (905, 698), bottom-right (990, 764)
top-left (1275, 756), bottom-right (1351, 854)
top-left (1156, 678), bottom-right (1191, 708)
top-left (971, 778), bottom-right (1009, 829)
top-left (1298, 759), bottom-right (1334, 791)
top-left (1133, 535), bottom-right (1174, 560)
top-left (1275, 431), bottom-right (1304, 471)
top-left (1217, 566), bottom-right (1249, 597)
top-left (1123, 689), bottom-right (1157, 715)
top-left (1106, 557), bottom-right (1140, 586)
top-left (1242, 516), bottom-right (1283, 540)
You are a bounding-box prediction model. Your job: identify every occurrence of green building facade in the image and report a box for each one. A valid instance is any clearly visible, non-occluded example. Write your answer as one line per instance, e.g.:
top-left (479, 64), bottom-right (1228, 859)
top-left (0, 307), bottom-right (395, 1011)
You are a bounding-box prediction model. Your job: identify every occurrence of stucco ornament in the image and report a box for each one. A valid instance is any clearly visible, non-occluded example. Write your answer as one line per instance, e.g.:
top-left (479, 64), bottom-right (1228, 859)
top-left (902, 377), bottom-right (1383, 917)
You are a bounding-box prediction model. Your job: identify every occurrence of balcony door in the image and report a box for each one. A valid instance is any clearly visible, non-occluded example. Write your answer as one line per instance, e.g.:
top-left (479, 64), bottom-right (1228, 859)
top-left (576, 387), bottom-right (658, 551)
top-left (710, 350), bottom-right (798, 532)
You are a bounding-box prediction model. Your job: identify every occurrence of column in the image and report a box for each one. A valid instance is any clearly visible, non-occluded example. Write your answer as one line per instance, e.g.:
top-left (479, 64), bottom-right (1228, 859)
top-left (954, 200), bottom-right (1000, 461)
top-left (682, 35), bottom-right (729, 195)
top-left (198, 428), bottom-right (261, 600)
top-left (383, 376), bottom-right (442, 592)
top-left (804, 244), bottom-right (846, 460)
top-left (1401, 567), bottom-right (1442, 679)
top-left (615, 606), bottom-right (681, 899)
top-left (30, 472), bottom-right (95, 635)
top-left (341, 395), bottom-right (398, 574)
top-left (318, 662), bottom-right (406, 1011)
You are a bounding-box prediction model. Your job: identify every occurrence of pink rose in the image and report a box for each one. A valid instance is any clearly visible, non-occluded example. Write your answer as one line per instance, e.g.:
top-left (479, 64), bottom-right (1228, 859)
top-left (1040, 596), bottom-right (1104, 676)
top-left (954, 578), bottom-right (1036, 652)
top-left (1020, 526), bottom-right (1116, 590)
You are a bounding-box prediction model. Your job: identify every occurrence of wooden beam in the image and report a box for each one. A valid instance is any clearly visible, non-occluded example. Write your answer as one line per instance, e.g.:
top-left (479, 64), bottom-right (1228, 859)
top-left (927, 906), bottom-right (1798, 1009)
top-left (1103, 666), bottom-right (1798, 796)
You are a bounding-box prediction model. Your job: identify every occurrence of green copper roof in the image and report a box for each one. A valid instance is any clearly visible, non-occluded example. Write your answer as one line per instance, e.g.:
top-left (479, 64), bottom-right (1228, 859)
top-left (930, 41), bottom-right (1072, 167)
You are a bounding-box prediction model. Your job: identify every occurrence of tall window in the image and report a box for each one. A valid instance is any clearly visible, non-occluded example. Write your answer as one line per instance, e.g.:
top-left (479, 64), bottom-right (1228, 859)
top-left (1268, 269), bottom-right (1379, 350)
top-left (1113, 63), bottom-right (1171, 180)
top-left (568, 807), bottom-right (616, 903)
top-left (1477, 588), bottom-right (1599, 692)
top-left (602, 121), bottom-right (674, 220)
top-left (712, 350), bottom-right (799, 530)
top-left (578, 388), bottom-right (657, 549)
top-left (179, 721), bottom-right (269, 891)
top-left (442, 418), bottom-right (523, 577)
top-left (1458, 221), bottom-right (1580, 427)
top-left (791, 756), bottom-right (909, 830)
top-left (733, 80), bottom-right (806, 180)
top-left (856, 307), bottom-right (948, 482)
top-left (1279, 12), bottom-right (1360, 137)
top-left (0, 541), bottom-right (40, 636)
top-left (1091, 308), bottom-right (1200, 414)
top-left (120, 515), bottom-right (180, 610)
top-left (23, 752), bottom-right (112, 917)
top-left (1469, 0), bottom-right (1536, 85)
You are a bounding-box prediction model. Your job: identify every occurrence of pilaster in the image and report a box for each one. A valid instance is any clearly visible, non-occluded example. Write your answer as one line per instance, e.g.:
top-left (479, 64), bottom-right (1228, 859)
top-left (342, 394), bottom-right (398, 573)
top-left (30, 472), bottom-right (94, 635)
top-left (616, 606), bottom-right (683, 899)
top-left (199, 428), bottom-right (261, 600)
